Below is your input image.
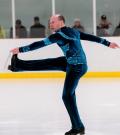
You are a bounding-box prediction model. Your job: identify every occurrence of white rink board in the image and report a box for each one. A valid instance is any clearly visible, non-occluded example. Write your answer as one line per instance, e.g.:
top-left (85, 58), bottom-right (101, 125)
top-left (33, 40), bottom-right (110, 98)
top-left (0, 37), bottom-right (120, 72)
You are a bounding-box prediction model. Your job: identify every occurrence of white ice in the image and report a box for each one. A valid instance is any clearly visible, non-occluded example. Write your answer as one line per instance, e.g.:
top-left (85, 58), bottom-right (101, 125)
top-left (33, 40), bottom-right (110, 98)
top-left (0, 78), bottom-right (120, 135)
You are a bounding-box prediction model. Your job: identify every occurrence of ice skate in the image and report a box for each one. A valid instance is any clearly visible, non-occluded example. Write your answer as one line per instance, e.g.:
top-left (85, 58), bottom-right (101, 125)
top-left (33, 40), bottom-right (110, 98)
top-left (65, 128), bottom-right (85, 135)
top-left (8, 54), bottom-right (21, 72)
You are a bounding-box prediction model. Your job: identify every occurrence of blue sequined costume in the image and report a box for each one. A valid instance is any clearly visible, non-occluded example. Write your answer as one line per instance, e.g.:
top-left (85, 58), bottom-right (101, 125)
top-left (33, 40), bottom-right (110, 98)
top-left (19, 26), bottom-right (110, 65)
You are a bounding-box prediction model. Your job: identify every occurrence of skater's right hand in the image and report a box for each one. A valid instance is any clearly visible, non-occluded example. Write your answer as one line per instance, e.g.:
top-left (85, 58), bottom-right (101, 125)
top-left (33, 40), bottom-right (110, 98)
top-left (10, 48), bottom-right (20, 54)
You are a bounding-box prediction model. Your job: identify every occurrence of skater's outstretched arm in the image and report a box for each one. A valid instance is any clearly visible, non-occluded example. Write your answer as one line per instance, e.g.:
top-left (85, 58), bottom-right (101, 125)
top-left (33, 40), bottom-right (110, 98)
top-left (80, 31), bottom-right (120, 49)
top-left (11, 33), bottom-right (68, 54)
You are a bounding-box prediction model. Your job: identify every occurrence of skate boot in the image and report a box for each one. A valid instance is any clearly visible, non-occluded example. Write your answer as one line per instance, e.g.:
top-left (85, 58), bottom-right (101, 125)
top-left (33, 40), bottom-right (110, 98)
top-left (65, 128), bottom-right (85, 135)
top-left (8, 54), bottom-right (21, 72)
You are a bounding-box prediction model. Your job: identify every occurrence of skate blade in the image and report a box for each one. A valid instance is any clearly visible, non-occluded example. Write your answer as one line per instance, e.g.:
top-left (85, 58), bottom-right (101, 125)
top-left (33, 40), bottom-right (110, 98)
top-left (70, 133), bottom-right (85, 135)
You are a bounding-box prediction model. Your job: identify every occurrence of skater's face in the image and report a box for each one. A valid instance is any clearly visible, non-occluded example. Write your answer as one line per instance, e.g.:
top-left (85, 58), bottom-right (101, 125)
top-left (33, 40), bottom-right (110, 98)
top-left (49, 15), bottom-right (65, 32)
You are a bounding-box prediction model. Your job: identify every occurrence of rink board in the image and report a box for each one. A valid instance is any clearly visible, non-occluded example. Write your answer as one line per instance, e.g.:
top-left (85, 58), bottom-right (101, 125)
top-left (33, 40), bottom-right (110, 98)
top-left (0, 72), bottom-right (120, 78)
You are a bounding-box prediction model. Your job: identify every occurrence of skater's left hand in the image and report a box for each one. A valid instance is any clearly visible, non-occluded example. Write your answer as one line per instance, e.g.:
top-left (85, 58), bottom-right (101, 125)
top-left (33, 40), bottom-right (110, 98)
top-left (109, 42), bottom-right (120, 49)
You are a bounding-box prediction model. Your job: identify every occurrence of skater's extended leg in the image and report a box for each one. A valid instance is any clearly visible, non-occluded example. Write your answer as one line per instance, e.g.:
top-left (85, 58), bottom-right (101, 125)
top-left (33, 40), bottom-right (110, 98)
top-left (9, 54), bottom-right (67, 72)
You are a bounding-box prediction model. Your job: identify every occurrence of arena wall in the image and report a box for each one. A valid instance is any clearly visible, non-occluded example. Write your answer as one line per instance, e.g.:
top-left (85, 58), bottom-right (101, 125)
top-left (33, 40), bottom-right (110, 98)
top-left (0, 37), bottom-right (120, 78)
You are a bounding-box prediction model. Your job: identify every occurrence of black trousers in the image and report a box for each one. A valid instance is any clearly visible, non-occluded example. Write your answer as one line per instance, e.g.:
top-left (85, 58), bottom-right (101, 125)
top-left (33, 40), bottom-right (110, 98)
top-left (15, 56), bottom-right (88, 129)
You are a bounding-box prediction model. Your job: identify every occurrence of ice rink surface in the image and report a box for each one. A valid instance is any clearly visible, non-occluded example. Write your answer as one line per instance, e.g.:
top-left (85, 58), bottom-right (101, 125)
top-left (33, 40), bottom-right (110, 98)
top-left (0, 78), bottom-right (120, 135)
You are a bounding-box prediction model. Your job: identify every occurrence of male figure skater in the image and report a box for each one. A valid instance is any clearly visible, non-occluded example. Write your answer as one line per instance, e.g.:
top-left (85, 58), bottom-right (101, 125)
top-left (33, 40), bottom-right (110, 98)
top-left (9, 14), bottom-right (119, 135)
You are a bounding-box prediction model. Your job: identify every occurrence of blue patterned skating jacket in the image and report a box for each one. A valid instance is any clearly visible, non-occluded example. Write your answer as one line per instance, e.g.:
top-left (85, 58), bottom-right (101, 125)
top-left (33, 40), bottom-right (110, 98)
top-left (19, 26), bottom-right (110, 65)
